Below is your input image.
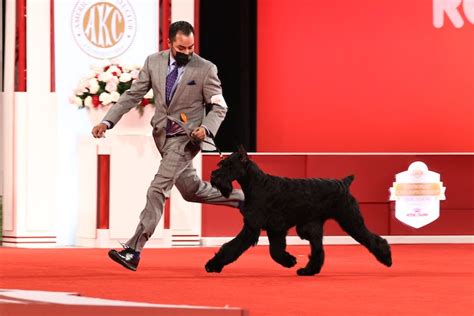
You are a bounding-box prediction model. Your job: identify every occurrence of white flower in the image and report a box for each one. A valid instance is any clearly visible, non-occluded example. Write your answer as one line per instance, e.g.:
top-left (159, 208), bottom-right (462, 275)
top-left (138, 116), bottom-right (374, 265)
top-left (105, 81), bottom-right (118, 93)
top-left (130, 69), bottom-right (140, 79)
top-left (88, 78), bottom-right (99, 87)
top-left (123, 64), bottom-right (134, 72)
top-left (107, 76), bottom-right (119, 84)
top-left (107, 65), bottom-right (122, 75)
top-left (74, 80), bottom-right (88, 95)
top-left (98, 71), bottom-right (113, 82)
top-left (99, 92), bottom-right (113, 105)
top-left (99, 92), bottom-right (109, 101)
top-left (144, 89), bottom-right (153, 99)
top-left (84, 96), bottom-right (93, 107)
top-left (72, 96), bottom-right (83, 106)
top-left (119, 72), bottom-right (132, 82)
top-left (88, 78), bottom-right (100, 94)
top-left (111, 91), bottom-right (121, 102)
top-left (89, 84), bottom-right (100, 94)
top-left (85, 70), bottom-right (97, 79)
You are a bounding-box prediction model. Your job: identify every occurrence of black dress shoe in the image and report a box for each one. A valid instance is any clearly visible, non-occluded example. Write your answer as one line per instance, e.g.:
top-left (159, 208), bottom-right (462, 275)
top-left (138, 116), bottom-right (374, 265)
top-left (108, 247), bottom-right (140, 271)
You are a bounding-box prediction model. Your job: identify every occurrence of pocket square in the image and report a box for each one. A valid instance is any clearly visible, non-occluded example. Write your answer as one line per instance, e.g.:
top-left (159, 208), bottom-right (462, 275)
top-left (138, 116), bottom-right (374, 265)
top-left (187, 80), bottom-right (196, 85)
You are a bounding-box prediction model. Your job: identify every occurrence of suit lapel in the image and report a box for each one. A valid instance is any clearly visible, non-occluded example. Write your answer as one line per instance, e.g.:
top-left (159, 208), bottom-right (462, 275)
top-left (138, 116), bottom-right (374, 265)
top-left (168, 56), bottom-right (197, 110)
top-left (159, 51), bottom-right (169, 107)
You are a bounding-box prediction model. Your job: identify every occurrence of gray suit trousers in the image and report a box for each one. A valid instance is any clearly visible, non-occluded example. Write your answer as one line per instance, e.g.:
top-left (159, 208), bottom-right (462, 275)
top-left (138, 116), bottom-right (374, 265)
top-left (126, 135), bottom-right (244, 251)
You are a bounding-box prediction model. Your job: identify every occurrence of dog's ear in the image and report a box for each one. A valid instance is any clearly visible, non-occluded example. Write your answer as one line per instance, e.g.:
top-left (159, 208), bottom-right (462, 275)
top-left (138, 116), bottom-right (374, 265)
top-left (237, 144), bottom-right (248, 162)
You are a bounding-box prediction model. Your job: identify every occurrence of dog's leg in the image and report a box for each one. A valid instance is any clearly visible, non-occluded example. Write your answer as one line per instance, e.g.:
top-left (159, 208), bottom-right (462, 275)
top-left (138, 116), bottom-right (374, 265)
top-left (205, 223), bottom-right (260, 273)
top-left (295, 221), bottom-right (324, 276)
top-left (267, 230), bottom-right (297, 268)
top-left (336, 198), bottom-right (392, 267)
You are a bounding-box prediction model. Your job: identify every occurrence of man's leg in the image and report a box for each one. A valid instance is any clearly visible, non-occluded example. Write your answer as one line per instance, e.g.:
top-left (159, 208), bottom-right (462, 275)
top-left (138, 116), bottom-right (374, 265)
top-left (108, 167), bottom-right (174, 271)
top-left (125, 173), bottom-right (173, 252)
top-left (125, 138), bottom-right (194, 252)
top-left (109, 137), bottom-right (195, 270)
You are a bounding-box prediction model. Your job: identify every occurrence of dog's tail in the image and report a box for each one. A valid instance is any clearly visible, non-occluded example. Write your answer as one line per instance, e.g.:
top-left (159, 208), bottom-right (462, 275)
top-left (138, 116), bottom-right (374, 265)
top-left (342, 175), bottom-right (355, 187)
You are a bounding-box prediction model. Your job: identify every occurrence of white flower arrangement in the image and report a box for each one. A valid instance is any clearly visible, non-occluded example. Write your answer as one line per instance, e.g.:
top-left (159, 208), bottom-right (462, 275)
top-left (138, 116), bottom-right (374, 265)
top-left (71, 59), bottom-right (154, 116)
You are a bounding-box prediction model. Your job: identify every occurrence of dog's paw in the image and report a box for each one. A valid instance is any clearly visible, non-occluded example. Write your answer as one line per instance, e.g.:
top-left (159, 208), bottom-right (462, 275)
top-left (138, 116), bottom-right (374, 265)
top-left (205, 259), bottom-right (223, 273)
top-left (374, 238), bottom-right (392, 267)
top-left (280, 253), bottom-right (297, 268)
top-left (296, 267), bottom-right (319, 276)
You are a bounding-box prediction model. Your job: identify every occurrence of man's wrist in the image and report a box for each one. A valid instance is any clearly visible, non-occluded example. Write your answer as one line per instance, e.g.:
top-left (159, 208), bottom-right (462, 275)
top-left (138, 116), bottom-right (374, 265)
top-left (200, 125), bottom-right (210, 137)
top-left (101, 120), bottom-right (113, 129)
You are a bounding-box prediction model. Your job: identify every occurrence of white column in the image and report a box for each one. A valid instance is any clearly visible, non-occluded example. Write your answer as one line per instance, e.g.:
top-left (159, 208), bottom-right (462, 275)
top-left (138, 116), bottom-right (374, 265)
top-left (2, 0), bottom-right (16, 237)
top-left (2, 0), bottom-right (58, 247)
top-left (0, 0), bottom-right (4, 196)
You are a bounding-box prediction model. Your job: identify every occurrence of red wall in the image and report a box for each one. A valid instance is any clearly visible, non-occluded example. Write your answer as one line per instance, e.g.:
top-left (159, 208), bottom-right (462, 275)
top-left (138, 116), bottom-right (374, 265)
top-left (257, 0), bottom-right (474, 152)
top-left (201, 154), bottom-right (474, 237)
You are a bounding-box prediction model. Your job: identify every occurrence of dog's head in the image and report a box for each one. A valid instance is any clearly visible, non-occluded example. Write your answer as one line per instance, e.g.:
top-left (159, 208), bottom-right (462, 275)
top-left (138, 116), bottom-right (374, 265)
top-left (210, 145), bottom-right (249, 198)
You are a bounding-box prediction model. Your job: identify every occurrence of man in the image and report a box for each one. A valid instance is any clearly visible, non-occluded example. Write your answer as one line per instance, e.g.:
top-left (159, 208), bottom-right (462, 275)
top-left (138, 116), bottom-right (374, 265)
top-left (92, 21), bottom-right (244, 271)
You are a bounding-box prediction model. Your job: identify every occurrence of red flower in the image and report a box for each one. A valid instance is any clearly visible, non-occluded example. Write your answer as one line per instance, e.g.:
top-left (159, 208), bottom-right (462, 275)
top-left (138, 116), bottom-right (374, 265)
top-left (140, 98), bottom-right (150, 106)
top-left (112, 72), bottom-right (118, 76)
top-left (92, 95), bottom-right (100, 108)
top-left (104, 65), bottom-right (110, 72)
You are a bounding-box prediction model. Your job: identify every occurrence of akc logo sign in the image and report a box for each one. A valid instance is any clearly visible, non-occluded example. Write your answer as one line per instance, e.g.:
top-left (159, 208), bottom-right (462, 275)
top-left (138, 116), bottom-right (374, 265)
top-left (433, 0), bottom-right (474, 28)
top-left (72, 0), bottom-right (137, 58)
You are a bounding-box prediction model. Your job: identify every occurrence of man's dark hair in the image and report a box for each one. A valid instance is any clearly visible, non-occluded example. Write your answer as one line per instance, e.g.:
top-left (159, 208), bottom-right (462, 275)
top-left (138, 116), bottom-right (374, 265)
top-left (169, 21), bottom-right (194, 42)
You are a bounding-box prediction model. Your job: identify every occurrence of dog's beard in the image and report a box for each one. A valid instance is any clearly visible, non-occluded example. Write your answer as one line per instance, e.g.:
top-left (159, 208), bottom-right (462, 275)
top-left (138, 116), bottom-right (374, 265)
top-left (211, 176), bottom-right (233, 198)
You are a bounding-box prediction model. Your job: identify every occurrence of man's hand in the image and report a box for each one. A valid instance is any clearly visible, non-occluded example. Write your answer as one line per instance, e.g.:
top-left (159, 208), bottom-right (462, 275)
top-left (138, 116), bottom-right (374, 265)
top-left (92, 123), bottom-right (108, 138)
top-left (191, 126), bottom-right (207, 141)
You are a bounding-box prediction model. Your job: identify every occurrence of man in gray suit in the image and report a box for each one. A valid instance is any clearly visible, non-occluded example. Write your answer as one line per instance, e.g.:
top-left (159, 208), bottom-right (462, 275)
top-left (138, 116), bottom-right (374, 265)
top-left (92, 21), bottom-right (244, 271)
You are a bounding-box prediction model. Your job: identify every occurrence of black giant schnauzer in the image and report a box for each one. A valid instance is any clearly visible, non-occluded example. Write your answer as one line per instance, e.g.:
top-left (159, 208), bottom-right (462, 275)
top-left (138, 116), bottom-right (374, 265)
top-left (206, 146), bottom-right (392, 276)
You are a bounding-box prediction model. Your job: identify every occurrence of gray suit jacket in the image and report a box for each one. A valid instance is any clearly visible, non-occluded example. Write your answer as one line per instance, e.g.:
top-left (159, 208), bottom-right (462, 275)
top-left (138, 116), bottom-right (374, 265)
top-left (102, 50), bottom-right (227, 151)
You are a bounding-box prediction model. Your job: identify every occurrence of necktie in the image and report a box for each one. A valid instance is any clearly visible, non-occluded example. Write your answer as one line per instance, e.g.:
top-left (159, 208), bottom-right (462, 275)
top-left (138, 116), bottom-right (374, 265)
top-left (165, 64), bottom-right (179, 105)
top-left (165, 63), bottom-right (184, 135)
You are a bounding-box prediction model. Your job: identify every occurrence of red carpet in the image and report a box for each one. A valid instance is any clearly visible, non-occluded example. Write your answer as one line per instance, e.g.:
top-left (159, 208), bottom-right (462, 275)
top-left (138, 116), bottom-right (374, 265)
top-left (0, 244), bottom-right (473, 315)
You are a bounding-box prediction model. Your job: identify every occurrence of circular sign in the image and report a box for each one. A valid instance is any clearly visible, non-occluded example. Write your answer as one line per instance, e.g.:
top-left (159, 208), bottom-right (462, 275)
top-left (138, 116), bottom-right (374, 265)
top-left (72, 0), bottom-right (137, 59)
